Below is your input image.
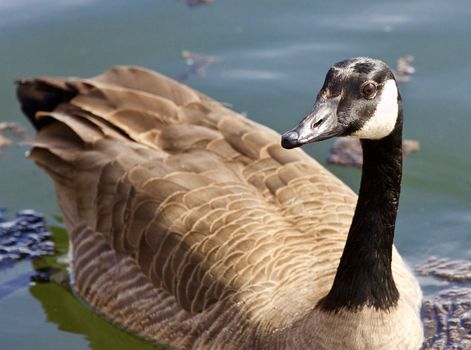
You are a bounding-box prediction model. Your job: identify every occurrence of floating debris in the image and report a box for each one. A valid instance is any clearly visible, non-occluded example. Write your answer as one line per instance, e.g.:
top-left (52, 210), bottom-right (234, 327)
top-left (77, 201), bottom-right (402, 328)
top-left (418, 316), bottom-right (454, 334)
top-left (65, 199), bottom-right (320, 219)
top-left (418, 256), bottom-right (471, 282)
top-left (0, 209), bottom-right (54, 265)
top-left (0, 122), bottom-right (24, 136)
top-left (417, 257), bottom-right (471, 349)
top-left (327, 138), bottom-right (420, 168)
top-left (0, 122), bottom-right (25, 156)
top-left (0, 215), bottom-right (68, 301)
top-left (179, 0), bottom-right (213, 7)
top-left (177, 50), bottom-right (221, 82)
top-left (421, 287), bottom-right (471, 349)
top-left (31, 267), bottom-right (69, 286)
top-left (393, 55), bottom-right (415, 84)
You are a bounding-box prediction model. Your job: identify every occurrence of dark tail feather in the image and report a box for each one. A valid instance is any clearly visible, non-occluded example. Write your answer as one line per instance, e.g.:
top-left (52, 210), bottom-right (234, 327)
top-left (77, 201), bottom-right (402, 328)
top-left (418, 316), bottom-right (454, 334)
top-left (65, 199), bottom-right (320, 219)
top-left (16, 78), bottom-right (78, 130)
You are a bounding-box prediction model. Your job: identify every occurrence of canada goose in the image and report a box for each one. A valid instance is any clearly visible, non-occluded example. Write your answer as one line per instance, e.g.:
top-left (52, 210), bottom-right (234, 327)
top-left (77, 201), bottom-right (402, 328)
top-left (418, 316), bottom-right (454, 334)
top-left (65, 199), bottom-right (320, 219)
top-left (17, 57), bottom-right (423, 349)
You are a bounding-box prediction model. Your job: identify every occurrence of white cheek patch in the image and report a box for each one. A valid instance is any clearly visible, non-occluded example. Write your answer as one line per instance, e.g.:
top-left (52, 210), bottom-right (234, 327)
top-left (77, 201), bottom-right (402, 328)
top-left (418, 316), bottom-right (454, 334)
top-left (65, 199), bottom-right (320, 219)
top-left (352, 79), bottom-right (399, 139)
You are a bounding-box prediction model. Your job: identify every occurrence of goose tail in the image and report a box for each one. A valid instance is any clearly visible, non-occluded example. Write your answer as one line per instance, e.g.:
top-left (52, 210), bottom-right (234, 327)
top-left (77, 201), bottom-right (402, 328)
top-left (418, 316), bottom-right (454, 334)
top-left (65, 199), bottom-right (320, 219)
top-left (16, 77), bottom-right (79, 130)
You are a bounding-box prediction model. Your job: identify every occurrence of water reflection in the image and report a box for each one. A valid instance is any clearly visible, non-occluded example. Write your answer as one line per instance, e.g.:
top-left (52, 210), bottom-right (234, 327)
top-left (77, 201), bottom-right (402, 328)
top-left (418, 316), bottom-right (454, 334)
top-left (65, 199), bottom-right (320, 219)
top-left (0, 0), bottom-right (95, 27)
top-left (221, 68), bottom-right (285, 81)
top-left (29, 283), bottom-right (162, 350)
top-left (28, 225), bottom-right (165, 350)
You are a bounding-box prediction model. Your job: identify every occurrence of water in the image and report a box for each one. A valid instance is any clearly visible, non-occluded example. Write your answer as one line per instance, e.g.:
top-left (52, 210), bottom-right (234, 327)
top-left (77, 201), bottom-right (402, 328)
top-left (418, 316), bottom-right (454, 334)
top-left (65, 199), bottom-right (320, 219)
top-left (0, 0), bottom-right (470, 348)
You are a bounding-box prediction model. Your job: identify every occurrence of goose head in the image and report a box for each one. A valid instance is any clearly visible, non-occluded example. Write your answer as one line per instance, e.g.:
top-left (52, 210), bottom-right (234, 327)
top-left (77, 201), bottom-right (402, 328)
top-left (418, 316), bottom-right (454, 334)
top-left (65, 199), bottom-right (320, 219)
top-left (281, 57), bottom-right (400, 149)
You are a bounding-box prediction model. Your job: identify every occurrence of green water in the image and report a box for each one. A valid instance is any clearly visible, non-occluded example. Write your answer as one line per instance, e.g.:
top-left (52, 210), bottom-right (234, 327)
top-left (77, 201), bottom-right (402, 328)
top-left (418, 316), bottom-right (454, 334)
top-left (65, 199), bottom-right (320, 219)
top-left (0, 0), bottom-right (470, 348)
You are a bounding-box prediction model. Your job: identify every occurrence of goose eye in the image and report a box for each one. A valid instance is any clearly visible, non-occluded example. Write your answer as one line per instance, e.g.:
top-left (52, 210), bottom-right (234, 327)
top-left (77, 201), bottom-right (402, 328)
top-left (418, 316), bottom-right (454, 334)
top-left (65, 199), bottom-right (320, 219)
top-left (361, 82), bottom-right (377, 98)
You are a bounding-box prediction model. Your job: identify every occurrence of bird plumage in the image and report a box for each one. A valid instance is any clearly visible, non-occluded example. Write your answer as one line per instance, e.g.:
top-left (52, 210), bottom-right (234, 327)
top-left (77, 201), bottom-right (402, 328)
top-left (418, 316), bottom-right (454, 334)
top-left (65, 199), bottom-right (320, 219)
top-left (17, 63), bottom-right (422, 349)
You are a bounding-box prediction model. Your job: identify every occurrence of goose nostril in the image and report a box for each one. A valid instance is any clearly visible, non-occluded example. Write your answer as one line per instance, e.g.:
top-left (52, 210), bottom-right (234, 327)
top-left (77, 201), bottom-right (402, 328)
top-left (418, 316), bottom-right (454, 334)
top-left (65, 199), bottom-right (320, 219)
top-left (313, 118), bottom-right (324, 128)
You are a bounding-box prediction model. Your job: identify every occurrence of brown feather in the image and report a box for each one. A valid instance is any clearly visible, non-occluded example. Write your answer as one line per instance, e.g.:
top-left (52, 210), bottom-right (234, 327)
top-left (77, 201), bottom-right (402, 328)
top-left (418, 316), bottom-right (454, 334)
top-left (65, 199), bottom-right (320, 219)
top-left (17, 66), bottom-right (422, 350)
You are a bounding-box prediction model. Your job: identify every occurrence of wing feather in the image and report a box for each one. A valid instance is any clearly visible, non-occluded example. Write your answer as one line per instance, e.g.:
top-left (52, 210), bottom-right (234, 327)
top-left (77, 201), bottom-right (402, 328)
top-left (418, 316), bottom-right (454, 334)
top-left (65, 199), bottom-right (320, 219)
top-left (18, 66), bottom-right (356, 327)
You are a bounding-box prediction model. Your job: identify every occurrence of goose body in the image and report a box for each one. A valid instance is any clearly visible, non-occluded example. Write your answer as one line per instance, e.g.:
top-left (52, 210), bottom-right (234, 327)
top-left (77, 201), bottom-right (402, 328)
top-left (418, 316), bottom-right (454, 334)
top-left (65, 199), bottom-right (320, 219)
top-left (17, 58), bottom-right (423, 349)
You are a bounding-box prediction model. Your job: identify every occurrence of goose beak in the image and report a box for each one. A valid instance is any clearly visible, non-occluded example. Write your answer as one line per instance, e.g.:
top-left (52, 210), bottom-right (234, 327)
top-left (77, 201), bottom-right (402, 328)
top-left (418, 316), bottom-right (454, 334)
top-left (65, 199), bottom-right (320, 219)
top-left (281, 95), bottom-right (345, 149)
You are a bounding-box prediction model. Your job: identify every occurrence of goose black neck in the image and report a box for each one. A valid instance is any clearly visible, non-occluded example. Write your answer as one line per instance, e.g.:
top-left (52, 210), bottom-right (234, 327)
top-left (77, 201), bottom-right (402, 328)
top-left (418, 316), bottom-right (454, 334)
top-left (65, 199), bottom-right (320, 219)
top-left (318, 109), bottom-right (403, 312)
